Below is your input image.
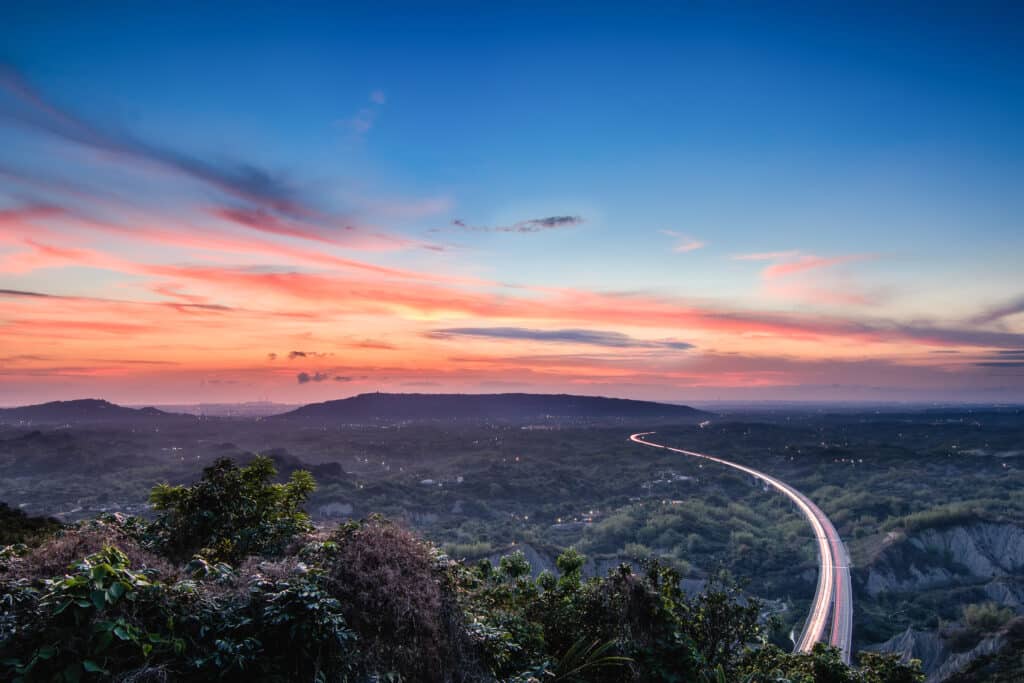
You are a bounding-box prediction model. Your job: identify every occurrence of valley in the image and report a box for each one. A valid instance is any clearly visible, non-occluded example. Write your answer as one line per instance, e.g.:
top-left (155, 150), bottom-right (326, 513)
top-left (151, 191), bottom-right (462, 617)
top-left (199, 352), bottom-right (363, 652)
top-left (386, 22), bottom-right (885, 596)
top-left (2, 395), bottom-right (1022, 680)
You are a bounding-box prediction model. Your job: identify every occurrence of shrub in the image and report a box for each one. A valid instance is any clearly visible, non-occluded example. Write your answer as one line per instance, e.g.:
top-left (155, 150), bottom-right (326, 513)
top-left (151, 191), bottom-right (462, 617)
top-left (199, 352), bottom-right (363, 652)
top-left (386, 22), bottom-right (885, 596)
top-left (0, 546), bottom-right (183, 682)
top-left (738, 644), bottom-right (924, 683)
top-left (963, 601), bottom-right (1014, 634)
top-left (324, 517), bottom-right (483, 681)
top-left (147, 456), bottom-right (315, 562)
top-left (0, 503), bottom-right (61, 547)
top-left (3, 518), bottom-right (176, 583)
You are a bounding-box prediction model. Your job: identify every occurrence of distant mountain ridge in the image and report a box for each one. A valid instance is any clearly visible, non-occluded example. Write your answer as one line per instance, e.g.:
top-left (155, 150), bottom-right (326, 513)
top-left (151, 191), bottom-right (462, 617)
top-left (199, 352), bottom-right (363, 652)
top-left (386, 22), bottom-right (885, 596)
top-left (274, 392), bottom-right (708, 421)
top-left (0, 394), bottom-right (707, 425)
top-left (0, 399), bottom-right (176, 424)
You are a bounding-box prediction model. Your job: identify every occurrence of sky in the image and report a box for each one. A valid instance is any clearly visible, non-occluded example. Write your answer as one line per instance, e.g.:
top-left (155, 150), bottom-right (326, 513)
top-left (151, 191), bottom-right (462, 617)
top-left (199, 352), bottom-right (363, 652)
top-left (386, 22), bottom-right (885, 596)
top-left (1, 1), bottom-right (1023, 405)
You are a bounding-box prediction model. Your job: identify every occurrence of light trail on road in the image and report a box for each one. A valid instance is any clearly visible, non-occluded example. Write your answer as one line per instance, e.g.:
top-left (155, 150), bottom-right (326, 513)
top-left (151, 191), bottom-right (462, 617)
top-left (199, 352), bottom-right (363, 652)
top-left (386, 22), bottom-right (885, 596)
top-left (630, 432), bottom-right (853, 663)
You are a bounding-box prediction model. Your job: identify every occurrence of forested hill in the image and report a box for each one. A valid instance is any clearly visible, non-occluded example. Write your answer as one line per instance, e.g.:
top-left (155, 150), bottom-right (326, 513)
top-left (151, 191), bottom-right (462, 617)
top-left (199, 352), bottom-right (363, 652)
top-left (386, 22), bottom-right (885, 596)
top-left (275, 392), bottom-right (708, 422)
top-left (0, 399), bottom-right (177, 425)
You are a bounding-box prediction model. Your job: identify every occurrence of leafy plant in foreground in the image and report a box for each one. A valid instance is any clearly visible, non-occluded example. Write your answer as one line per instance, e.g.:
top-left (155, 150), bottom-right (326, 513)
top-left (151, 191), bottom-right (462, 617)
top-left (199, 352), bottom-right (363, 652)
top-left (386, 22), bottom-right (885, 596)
top-left (1, 546), bottom-right (182, 682)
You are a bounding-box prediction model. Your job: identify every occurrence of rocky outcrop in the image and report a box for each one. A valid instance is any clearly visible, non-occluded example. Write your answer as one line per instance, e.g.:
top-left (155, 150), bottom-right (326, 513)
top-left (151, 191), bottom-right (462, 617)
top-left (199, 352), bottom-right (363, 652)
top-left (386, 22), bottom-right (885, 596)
top-left (865, 626), bottom-right (1009, 682)
top-left (941, 618), bottom-right (1024, 682)
top-left (983, 577), bottom-right (1024, 609)
top-left (864, 523), bottom-right (1024, 597)
top-left (930, 631), bottom-right (1007, 682)
top-left (861, 523), bottom-right (1024, 681)
top-left (864, 628), bottom-right (947, 677)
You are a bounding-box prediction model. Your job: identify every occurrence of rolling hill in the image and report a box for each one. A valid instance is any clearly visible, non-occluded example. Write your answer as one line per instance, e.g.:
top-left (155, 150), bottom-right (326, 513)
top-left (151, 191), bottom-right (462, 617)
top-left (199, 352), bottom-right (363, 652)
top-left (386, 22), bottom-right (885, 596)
top-left (0, 399), bottom-right (178, 425)
top-left (274, 392), bottom-right (708, 422)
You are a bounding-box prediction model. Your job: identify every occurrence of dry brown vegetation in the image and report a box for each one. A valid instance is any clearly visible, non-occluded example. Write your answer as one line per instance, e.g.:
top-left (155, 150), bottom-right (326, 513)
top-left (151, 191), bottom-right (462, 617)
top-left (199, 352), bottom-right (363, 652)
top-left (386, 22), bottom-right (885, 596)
top-left (325, 518), bottom-right (486, 681)
top-left (2, 521), bottom-right (177, 582)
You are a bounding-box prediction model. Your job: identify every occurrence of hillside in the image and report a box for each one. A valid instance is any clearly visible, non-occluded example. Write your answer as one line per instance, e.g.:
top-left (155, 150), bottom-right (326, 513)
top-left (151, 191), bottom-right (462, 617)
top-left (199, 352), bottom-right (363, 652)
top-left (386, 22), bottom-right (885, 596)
top-left (275, 392), bottom-right (708, 422)
top-left (0, 456), bottom-right (922, 683)
top-left (0, 399), bottom-right (178, 425)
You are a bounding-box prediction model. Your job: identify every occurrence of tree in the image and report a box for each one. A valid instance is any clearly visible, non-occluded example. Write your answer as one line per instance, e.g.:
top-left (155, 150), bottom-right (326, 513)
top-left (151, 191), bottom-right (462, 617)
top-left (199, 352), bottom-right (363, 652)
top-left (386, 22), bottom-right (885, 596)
top-left (148, 456), bottom-right (315, 562)
top-left (678, 569), bottom-right (764, 672)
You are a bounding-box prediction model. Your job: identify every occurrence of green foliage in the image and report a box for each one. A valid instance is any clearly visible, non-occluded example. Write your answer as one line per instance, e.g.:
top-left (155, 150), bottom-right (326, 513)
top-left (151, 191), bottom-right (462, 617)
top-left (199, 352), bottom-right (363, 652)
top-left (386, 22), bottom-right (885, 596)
top-left (213, 567), bottom-right (358, 678)
top-left (0, 524), bottom-right (928, 683)
top-left (0, 542), bottom-right (356, 682)
top-left (737, 643), bottom-right (924, 683)
top-left (8, 412), bottom-right (1023, 672)
top-left (550, 637), bottom-right (633, 681)
top-left (962, 601), bottom-right (1014, 634)
top-left (148, 456), bottom-right (315, 562)
top-left (1, 546), bottom-right (182, 682)
top-left (460, 548), bottom-right (776, 682)
top-left (882, 502), bottom-right (987, 533)
top-left (0, 453), bottom-right (930, 683)
top-left (0, 503), bottom-right (61, 546)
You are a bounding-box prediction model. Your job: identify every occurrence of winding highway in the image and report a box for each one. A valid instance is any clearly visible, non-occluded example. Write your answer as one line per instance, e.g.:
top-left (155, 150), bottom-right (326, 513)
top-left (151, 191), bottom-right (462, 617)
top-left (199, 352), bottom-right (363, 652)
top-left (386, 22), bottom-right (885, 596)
top-left (630, 432), bottom-right (852, 663)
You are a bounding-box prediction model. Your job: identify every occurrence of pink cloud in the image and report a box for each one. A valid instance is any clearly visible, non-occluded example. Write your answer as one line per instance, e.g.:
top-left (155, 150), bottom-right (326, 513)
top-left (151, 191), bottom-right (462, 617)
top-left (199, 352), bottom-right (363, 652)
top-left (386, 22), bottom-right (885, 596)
top-left (731, 249), bottom-right (879, 304)
top-left (0, 198), bottom-right (479, 286)
top-left (762, 253), bottom-right (873, 279)
top-left (732, 250), bottom-right (801, 261)
top-left (660, 230), bottom-right (706, 253)
top-left (674, 239), bottom-right (706, 253)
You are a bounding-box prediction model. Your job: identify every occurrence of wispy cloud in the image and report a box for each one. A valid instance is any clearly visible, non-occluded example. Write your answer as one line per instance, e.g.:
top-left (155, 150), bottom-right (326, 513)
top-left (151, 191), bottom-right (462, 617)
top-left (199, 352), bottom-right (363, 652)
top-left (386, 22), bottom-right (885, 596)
top-left (342, 90), bottom-right (387, 135)
top-left (732, 249), bottom-right (872, 278)
top-left (5, 278), bottom-right (1024, 352)
top-left (762, 253), bottom-right (873, 279)
top-left (349, 339), bottom-right (397, 350)
top-left (732, 251), bottom-right (801, 261)
top-left (429, 327), bottom-right (694, 350)
top-left (0, 197), bottom-right (465, 287)
top-left (438, 215), bottom-right (584, 234)
top-left (731, 249), bottom-right (878, 305)
top-left (0, 67), bottom-right (455, 257)
top-left (660, 230), bottom-right (706, 253)
top-left (0, 65), bottom-right (306, 218)
top-left (0, 288), bottom-right (51, 298)
top-left (970, 295), bottom-right (1024, 325)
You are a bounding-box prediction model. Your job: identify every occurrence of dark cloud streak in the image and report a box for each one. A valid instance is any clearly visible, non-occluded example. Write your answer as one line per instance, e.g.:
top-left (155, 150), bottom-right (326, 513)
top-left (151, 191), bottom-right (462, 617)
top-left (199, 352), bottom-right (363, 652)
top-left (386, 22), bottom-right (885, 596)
top-left (430, 327), bottom-right (694, 350)
top-left (970, 295), bottom-right (1024, 325)
top-left (0, 64), bottom-right (307, 219)
top-left (296, 371), bottom-right (330, 384)
top-left (444, 215), bottom-right (583, 234)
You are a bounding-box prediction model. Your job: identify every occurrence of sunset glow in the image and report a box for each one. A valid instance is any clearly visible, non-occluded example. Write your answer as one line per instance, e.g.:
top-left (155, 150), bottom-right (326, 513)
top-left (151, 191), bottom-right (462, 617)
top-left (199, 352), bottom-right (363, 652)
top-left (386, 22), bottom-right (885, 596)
top-left (2, 4), bottom-right (1022, 404)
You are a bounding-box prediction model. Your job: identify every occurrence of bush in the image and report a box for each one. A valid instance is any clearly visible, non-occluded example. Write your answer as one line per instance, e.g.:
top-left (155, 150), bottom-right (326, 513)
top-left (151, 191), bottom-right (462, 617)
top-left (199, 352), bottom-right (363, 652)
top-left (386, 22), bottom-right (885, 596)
top-left (0, 503), bottom-right (61, 547)
top-left (3, 518), bottom-right (176, 583)
top-left (963, 601), bottom-right (1014, 634)
top-left (0, 542), bottom-right (358, 682)
top-left (739, 644), bottom-right (924, 683)
top-left (147, 456), bottom-right (315, 562)
top-left (0, 546), bottom-right (184, 682)
top-left (324, 517), bottom-right (483, 681)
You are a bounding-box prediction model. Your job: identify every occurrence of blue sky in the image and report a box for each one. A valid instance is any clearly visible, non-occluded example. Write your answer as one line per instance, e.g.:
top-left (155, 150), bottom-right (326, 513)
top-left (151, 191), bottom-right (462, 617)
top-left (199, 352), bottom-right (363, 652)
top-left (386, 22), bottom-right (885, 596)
top-left (1, 2), bottom-right (1022, 403)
